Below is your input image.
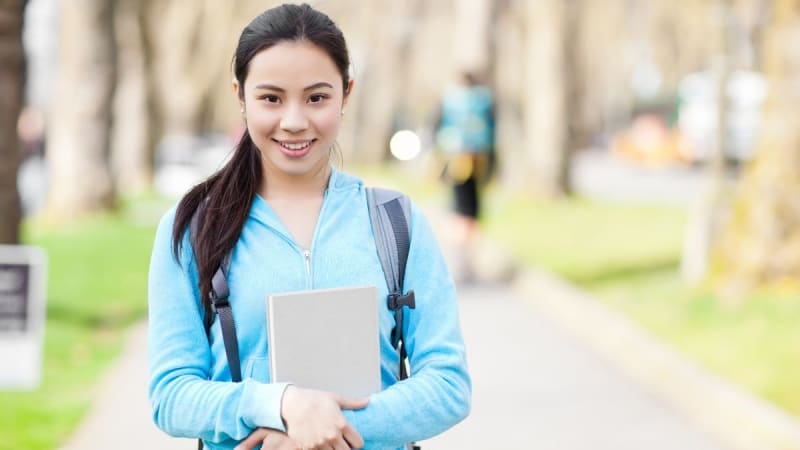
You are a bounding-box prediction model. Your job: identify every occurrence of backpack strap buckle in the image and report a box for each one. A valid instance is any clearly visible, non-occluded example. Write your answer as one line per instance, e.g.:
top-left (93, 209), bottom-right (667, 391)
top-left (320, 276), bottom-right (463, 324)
top-left (209, 293), bottom-right (230, 312)
top-left (388, 290), bottom-right (416, 311)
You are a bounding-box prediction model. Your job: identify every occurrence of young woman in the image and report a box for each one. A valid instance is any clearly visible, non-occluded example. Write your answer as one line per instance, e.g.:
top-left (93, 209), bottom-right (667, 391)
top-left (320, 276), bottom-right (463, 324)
top-left (147, 4), bottom-right (471, 450)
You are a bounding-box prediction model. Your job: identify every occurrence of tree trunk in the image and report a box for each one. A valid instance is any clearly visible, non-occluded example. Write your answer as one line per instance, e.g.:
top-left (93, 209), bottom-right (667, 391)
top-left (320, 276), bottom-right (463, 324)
top-left (112, 0), bottom-right (151, 196)
top-left (46, 0), bottom-right (117, 219)
top-left (714, 0), bottom-right (800, 295)
top-left (0, 0), bottom-right (26, 243)
top-left (346, 0), bottom-right (408, 163)
top-left (140, 0), bottom-right (238, 138)
top-left (560, 0), bottom-right (587, 194)
top-left (523, 0), bottom-right (580, 196)
top-left (681, 0), bottom-right (735, 284)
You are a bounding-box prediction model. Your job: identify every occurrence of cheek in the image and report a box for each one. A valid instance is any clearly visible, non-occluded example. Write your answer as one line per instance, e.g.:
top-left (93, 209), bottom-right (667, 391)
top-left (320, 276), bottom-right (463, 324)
top-left (247, 111), bottom-right (279, 130)
top-left (313, 110), bottom-right (342, 135)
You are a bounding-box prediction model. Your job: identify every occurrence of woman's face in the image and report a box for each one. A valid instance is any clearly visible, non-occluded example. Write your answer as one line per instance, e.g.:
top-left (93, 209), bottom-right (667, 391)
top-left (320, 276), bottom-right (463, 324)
top-left (237, 40), bottom-right (351, 182)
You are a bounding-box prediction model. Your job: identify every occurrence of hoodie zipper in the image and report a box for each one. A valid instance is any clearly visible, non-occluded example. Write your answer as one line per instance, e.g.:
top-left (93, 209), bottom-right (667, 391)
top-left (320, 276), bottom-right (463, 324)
top-left (303, 249), bottom-right (312, 289)
top-left (301, 183), bottom-right (333, 289)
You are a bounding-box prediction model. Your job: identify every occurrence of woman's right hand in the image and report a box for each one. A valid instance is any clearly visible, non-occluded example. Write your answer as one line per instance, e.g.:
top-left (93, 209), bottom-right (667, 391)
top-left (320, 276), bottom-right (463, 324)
top-left (280, 386), bottom-right (369, 450)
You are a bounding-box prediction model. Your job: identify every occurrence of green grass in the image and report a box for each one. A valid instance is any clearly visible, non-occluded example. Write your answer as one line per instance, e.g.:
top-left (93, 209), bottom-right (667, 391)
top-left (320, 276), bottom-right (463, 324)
top-left (482, 189), bottom-right (800, 417)
top-left (482, 192), bottom-right (686, 285)
top-left (0, 198), bottom-right (167, 450)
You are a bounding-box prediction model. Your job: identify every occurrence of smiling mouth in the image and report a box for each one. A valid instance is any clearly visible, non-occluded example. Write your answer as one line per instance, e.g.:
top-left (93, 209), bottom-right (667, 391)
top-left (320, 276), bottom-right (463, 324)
top-left (274, 139), bottom-right (315, 150)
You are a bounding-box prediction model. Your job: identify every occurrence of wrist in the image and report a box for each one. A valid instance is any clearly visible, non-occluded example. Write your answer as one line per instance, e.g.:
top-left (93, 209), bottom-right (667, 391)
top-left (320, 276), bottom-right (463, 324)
top-left (279, 384), bottom-right (296, 429)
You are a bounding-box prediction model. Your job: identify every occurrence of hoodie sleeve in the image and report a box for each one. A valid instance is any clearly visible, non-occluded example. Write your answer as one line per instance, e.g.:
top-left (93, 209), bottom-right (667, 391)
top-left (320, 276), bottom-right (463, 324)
top-left (342, 203), bottom-right (472, 449)
top-left (147, 207), bottom-right (290, 444)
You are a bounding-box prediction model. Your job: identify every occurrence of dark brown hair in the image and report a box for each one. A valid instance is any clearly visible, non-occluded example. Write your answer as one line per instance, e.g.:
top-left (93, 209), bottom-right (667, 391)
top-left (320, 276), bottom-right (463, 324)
top-left (171, 3), bottom-right (351, 316)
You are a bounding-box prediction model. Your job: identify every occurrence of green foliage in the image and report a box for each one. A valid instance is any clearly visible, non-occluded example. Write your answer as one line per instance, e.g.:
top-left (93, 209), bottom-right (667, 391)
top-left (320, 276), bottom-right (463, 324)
top-left (483, 192), bottom-right (686, 285)
top-left (483, 190), bottom-right (800, 416)
top-left (0, 204), bottom-right (162, 450)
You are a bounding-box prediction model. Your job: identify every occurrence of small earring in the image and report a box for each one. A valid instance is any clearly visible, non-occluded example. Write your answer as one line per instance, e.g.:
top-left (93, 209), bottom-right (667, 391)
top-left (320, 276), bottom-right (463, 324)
top-left (340, 110), bottom-right (345, 116)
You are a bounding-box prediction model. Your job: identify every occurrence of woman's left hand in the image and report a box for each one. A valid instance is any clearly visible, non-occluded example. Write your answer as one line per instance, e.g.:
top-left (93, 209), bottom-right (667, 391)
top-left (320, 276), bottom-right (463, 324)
top-left (235, 427), bottom-right (301, 450)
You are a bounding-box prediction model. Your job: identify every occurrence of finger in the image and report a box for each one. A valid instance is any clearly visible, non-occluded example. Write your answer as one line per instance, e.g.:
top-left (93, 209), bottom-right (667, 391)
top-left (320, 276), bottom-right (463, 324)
top-left (260, 432), bottom-right (283, 450)
top-left (341, 423), bottom-right (364, 449)
top-left (331, 436), bottom-right (350, 450)
top-left (334, 394), bottom-right (370, 410)
top-left (234, 428), bottom-right (271, 450)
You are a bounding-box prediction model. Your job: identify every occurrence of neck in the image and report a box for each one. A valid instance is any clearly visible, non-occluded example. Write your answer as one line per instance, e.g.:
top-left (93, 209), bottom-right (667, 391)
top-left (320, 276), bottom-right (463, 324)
top-left (260, 164), bottom-right (331, 200)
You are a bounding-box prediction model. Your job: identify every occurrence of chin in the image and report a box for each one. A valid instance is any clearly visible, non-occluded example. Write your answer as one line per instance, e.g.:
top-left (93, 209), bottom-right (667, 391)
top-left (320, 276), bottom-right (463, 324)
top-left (280, 161), bottom-right (326, 177)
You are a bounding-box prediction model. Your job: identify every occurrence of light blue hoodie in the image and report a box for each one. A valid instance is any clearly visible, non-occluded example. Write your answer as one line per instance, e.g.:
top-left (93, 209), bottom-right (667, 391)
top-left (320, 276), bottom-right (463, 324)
top-left (148, 168), bottom-right (471, 450)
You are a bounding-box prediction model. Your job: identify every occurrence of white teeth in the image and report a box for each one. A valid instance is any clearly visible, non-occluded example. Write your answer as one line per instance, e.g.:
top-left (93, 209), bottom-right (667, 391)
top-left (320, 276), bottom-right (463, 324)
top-left (281, 141), bottom-right (311, 150)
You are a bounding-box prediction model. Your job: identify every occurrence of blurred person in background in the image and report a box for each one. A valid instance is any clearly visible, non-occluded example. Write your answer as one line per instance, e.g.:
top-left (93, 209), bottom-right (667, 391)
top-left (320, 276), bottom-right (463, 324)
top-left (147, 3), bottom-right (470, 450)
top-left (434, 71), bottom-right (496, 282)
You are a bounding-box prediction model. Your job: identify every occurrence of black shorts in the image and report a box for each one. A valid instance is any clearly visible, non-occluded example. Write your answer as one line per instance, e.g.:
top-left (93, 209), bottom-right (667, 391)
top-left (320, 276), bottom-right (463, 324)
top-left (453, 175), bottom-right (479, 219)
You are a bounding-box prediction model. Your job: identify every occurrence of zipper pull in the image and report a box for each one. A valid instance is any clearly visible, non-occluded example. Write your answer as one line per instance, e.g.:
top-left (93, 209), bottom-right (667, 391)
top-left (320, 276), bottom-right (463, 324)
top-left (303, 249), bottom-right (312, 279)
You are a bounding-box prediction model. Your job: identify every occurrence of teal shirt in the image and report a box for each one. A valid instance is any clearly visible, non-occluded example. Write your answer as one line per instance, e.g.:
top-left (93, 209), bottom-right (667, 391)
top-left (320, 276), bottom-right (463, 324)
top-left (147, 168), bottom-right (471, 449)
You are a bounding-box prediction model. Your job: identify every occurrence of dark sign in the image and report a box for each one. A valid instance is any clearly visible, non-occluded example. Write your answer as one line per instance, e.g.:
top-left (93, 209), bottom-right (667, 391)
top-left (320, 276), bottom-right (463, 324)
top-left (0, 264), bottom-right (30, 332)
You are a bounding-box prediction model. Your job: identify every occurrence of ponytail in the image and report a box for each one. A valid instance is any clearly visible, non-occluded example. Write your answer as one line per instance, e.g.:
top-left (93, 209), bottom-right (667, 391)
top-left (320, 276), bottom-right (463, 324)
top-left (172, 131), bottom-right (262, 310)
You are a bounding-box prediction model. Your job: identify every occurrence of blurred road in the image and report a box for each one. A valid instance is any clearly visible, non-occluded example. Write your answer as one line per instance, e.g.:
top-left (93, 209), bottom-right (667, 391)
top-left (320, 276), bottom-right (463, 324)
top-left (572, 149), bottom-right (710, 205)
top-left (422, 282), bottom-right (726, 450)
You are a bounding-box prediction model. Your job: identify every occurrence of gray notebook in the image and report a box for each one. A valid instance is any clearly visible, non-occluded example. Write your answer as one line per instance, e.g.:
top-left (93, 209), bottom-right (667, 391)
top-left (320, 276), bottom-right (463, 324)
top-left (267, 285), bottom-right (381, 398)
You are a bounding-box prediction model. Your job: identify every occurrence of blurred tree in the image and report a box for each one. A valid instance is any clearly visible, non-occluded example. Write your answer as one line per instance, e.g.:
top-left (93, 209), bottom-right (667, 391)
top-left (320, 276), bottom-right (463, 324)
top-left (522, 0), bottom-right (585, 196)
top-left (111, 0), bottom-right (151, 195)
top-left (338, 0), bottom-right (418, 163)
top-left (140, 0), bottom-right (240, 139)
top-left (682, 0), bottom-right (736, 284)
top-left (0, 0), bottom-right (27, 243)
top-left (46, 0), bottom-right (117, 219)
top-left (714, 0), bottom-right (800, 296)
top-left (560, 0), bottom-right (588, 195)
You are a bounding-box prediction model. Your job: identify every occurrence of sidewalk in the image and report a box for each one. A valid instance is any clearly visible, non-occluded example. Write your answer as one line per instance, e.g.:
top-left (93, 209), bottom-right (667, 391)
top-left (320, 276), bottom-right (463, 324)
top-left (57, 208), bottom-right (800, 450)
top-left (57, 321), bottom-right (194, 450)
top-left (421, 281), bottom-right (726, 450)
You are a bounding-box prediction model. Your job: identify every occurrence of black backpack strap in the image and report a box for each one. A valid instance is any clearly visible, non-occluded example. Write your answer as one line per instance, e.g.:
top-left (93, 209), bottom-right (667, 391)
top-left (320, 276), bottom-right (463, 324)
top-left (366, 187), bottom-right (415, 380)
top-left (189, 203), bottom-right (242, 383)
top-left (210, 256), bottom-right (240, 382)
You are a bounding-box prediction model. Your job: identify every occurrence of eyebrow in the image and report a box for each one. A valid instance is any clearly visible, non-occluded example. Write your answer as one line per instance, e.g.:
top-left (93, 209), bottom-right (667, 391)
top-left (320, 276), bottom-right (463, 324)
top-left (253, 82), bottom-right (334, 92)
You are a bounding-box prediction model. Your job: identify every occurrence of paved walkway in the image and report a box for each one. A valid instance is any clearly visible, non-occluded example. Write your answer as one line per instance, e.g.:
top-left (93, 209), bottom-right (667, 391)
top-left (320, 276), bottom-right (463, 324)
top-left (58, 320), bottom-right (195, 450)
top-left (422, 282), bottom-right (724, 450)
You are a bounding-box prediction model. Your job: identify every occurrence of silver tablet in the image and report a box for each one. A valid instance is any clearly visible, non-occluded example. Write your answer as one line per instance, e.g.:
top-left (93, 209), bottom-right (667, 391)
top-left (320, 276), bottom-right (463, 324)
top-left (267, 285), bottom-right (381, 398)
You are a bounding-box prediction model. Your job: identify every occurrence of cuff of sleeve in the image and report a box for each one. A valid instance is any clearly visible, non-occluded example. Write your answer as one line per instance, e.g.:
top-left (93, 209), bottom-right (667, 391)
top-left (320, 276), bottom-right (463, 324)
top-left (240, 380), bottom-right (291, 432)
top-left (342, 408), bottom-right (364, 435)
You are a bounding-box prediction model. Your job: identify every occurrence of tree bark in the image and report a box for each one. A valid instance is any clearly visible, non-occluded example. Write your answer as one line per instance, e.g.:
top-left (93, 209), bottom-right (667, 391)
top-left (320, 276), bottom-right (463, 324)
top-left (46, 0), bottom-right (117, 219)
top-left (140, 0), bottom-right (238, 138)
top-left (345, 0), bottom-right (409, 163)
top-left (523, 0), bottom-right (581, 196)
top-left (112, 0), bottom-right (151, 195)
top-left (0, 0), bottom-right (26, 243)
top-left (681, 0), bottom-right (735, 284)
top-left (714, 0), bottom-right (800, 294)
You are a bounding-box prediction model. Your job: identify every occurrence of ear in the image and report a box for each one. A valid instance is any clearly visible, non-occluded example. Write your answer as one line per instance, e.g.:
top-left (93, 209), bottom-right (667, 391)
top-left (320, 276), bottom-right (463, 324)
top-left (232, 78), bottom-right (243, 102)
top-left (342, 79), bottom-right (355, 108)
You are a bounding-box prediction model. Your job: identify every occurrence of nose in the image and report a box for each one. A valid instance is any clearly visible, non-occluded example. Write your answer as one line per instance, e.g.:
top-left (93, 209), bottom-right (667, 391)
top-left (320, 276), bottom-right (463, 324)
top-left (280, 103), bottom-right (308, 133)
